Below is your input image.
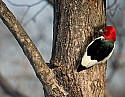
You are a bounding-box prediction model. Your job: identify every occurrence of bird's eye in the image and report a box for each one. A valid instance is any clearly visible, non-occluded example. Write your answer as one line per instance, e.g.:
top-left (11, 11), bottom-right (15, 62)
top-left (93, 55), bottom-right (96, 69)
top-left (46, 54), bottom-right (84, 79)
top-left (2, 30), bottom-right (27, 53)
top-left (99, 29), bottom-right (107, 33)
top-left (103, 29), bottom-right (107, 32)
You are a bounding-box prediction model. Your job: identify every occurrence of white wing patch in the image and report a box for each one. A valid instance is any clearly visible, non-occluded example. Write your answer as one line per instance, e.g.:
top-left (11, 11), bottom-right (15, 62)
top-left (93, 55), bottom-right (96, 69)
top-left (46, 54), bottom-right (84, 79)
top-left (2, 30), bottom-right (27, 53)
top-left (81, 51), bottom-right (98, 68)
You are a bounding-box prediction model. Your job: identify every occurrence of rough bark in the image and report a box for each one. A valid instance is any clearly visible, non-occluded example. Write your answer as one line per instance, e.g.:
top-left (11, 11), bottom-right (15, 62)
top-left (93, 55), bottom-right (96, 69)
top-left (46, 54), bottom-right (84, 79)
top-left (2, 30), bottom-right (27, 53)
top-left (0, 0), bottom-right (106, 97)
top-left (50, 0), bottom-right (106, 97)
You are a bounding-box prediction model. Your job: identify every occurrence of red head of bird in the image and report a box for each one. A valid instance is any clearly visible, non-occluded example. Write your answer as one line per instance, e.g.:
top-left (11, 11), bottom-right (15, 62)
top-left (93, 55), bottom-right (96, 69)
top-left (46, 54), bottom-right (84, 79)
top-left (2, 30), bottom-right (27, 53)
top-left (102, 26), bottom-right (116, 41)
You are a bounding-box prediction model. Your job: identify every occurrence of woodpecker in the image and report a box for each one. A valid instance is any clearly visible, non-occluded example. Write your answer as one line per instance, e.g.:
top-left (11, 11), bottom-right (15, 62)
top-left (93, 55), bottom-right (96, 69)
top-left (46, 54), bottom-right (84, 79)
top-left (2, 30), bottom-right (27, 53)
top-left (81, 26), bottom-right (116, 68)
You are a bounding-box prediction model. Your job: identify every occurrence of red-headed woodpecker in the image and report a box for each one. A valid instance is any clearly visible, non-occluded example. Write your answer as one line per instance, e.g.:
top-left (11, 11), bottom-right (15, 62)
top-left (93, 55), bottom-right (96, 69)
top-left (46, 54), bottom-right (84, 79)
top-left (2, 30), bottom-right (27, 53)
top-left (81, 26), bottom-right (116, 68)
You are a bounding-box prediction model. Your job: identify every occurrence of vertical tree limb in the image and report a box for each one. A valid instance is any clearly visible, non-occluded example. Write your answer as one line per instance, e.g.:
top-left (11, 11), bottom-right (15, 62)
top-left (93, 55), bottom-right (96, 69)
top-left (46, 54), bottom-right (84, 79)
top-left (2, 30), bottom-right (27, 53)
top-left (51, 0), bottom-right (106, 97)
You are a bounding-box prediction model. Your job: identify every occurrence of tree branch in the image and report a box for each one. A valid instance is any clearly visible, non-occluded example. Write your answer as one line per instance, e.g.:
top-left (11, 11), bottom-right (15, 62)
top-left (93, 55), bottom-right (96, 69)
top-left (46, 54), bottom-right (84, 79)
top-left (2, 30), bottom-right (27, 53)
top-left (0, 0), bottom-right (67, 96)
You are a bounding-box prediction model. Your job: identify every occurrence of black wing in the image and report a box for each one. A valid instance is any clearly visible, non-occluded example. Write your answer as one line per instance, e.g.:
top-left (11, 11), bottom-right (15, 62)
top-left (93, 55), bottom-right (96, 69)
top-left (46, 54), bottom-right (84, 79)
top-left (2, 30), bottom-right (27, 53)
top-left (87, 38), bottom-right (114, 61)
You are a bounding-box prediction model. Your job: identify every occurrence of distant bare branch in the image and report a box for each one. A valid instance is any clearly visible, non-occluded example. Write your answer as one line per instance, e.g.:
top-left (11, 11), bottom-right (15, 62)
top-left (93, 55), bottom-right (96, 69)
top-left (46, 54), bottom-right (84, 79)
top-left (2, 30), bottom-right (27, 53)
top-left (106, 0), bottom-right (117, 10)
top-left (115, 2), bottom-right (125, 17)
top-left (23, 3), bottom-right (48, 26)
top-left (7, 0), bottom-right (50, 25)
top-left (47, 0), bottom-right (54, 6)
top-left (20, 7), bottom-right (30, 24)
top-left (0, 73), bottom-right (28, 97)
top-left (7, 0), bottom-right (45, 7)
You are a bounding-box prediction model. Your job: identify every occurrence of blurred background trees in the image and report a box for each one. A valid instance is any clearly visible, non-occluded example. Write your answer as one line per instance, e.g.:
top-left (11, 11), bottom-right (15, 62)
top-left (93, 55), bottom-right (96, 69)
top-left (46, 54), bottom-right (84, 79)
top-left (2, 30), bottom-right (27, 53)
top-left (0, 0), bottom-right (125, 97)
top-left (106, 0), bottom-right (125, 97)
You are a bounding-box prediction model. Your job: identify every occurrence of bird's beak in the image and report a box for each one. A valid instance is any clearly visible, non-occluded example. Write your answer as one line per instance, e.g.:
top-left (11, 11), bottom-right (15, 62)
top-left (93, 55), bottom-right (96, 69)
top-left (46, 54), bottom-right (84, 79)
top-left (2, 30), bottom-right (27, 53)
top-left (99, 29), bottom-right (103, 33)
top-left (99, 29), bottom-right (107, 33)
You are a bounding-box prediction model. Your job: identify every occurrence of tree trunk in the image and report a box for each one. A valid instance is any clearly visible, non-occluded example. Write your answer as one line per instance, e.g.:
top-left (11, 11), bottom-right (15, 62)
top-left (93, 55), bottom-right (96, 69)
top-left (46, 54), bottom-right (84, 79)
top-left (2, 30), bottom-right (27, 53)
top-left (0, 0), bottom-right (106, 97)
top-left (50, 0), bottom-right (106, 97)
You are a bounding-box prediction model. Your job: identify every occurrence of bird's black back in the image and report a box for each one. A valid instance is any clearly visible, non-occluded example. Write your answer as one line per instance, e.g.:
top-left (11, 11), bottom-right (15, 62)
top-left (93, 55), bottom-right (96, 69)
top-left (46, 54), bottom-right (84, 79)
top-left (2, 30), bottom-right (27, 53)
top-left (87, 38), bottom-right (114, 62)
